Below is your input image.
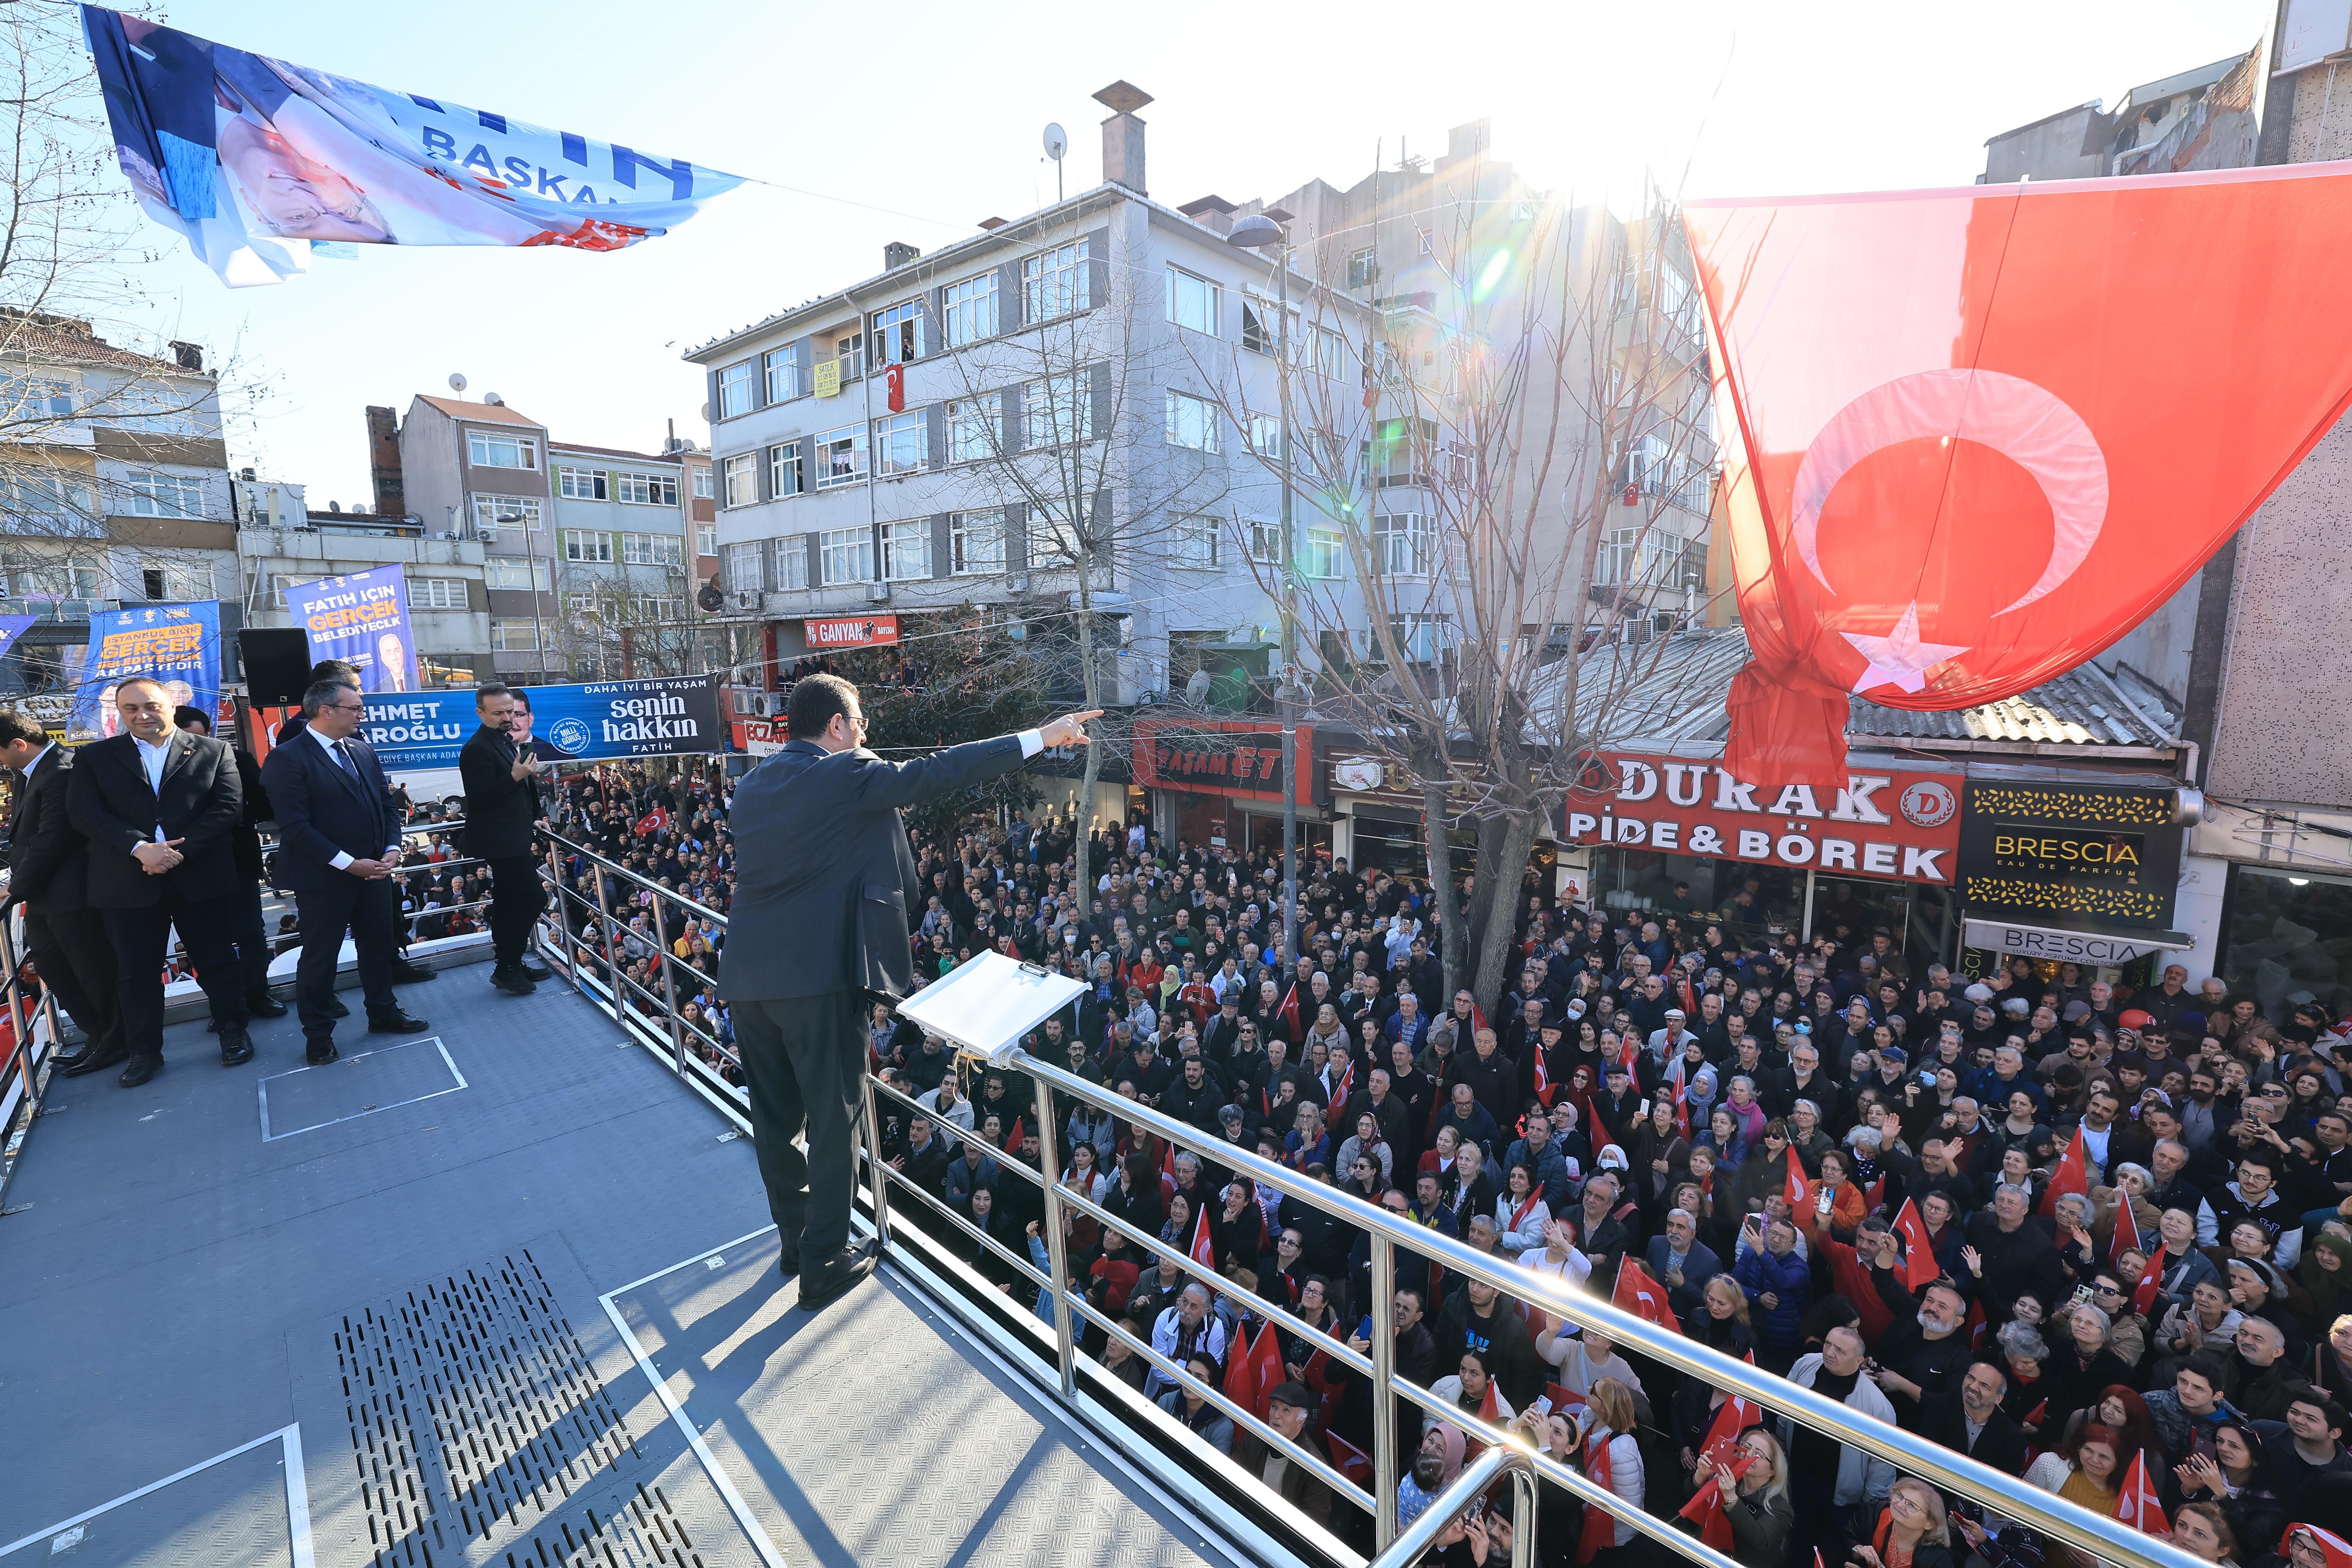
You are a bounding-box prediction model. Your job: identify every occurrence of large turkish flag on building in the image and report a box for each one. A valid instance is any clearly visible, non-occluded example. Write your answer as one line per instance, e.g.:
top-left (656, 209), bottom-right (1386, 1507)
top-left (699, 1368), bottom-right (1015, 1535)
top-left (1685, 164), bottom-right (2352, 788)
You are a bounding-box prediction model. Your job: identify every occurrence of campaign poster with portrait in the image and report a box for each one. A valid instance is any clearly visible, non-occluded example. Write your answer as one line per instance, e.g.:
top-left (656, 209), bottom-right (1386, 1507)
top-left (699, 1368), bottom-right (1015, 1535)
top-left (283, 564), bottom-right (418, 694)
top-left (362, 676), bottom-right (721, 771)
top-left (68, 602), bottom-right (222, 742)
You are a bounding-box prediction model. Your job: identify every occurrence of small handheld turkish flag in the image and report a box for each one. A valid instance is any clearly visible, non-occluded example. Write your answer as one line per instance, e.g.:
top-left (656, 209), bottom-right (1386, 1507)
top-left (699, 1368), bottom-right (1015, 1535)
top-left (1612, 1257), bottom-right (1682, 1334)
top-left (2113, 1450), bottom-right (2169, 1536)
top-left (2111, 1196), bottom-right (2143, 1266)
top-left (2040, 1126), bottom-right (2090, 1218)
top-left (2132, 1261), bottom-right (2164, 1317)
top-left (1190, 1204), bottom-right (1218, 1270)
top-left (1892, 1198), bottom-right (1941, 1291)
top-left (1784, 1147), bottom-right (1809, 1210)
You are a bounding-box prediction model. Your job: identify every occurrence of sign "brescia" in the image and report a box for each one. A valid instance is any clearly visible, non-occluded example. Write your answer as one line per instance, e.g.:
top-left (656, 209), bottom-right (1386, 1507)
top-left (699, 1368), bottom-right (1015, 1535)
top-left (1560, 753), bottom-right (1965, 885)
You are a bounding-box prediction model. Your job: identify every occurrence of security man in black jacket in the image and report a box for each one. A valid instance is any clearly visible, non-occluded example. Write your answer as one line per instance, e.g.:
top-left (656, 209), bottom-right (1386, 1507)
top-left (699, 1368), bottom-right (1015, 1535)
top-left (0, 709), bottom-right (124, 1075)
top-left (458, 683), bottom-right (551, 996)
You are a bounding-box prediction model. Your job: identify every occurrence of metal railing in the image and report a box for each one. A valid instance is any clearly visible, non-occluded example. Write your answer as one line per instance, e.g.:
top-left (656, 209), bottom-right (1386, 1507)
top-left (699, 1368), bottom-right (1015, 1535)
top-left (0, 906), bottom-right (70, 1204)
top-left (536, 829), bottom-right (2205, 1568)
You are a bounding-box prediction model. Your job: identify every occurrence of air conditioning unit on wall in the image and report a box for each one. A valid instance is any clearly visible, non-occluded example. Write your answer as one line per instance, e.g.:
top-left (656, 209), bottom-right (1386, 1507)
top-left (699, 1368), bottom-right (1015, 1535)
top-left (729, 591), bottom-right (761, 611)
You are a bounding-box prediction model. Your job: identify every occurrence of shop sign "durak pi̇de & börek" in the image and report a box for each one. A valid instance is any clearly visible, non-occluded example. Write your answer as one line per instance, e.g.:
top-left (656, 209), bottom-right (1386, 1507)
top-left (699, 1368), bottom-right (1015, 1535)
top-left (1560, 754), bottom-right (1964, 884)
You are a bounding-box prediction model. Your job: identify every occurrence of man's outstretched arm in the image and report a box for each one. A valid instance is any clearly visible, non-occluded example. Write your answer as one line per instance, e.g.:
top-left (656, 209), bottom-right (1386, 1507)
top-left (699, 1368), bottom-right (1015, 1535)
top-left (850, 711), bottom-right (1102, 810)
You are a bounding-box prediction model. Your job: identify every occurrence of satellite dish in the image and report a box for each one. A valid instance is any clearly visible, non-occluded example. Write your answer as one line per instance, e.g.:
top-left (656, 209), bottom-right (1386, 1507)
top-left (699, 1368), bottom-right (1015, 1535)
top-left (697, 582), bottom-right (725, 613)
top-left (1043, 123), bottom-right (1068, 161)
top-left (483, 392), bottom-right (504, 406)
top-left (701, 402), bottom-right (711, 422)
top-left (448, 373), bottom-right (467, 393)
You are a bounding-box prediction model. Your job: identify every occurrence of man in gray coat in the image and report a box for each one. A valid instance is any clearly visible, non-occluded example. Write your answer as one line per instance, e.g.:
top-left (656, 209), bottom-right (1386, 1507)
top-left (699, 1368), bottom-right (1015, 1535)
top-left (717, 672), bottom-right (1096, 1309)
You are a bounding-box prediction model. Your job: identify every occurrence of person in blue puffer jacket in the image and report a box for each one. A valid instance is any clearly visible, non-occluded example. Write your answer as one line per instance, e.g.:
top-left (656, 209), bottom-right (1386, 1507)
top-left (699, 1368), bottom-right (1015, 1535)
top-left (1735, 1214), bottom-right (1814, 1372)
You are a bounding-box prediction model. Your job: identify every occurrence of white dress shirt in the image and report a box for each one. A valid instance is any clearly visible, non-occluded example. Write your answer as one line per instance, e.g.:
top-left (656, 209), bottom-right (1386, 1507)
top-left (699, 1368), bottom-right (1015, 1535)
top-left (134, 733), bottom-right (173, 842)
top-left (305, 725), bottom-right (400, 870)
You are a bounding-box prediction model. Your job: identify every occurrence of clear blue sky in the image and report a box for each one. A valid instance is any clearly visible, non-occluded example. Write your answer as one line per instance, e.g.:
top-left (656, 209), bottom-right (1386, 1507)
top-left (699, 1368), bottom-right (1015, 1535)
top-left (122, 0), bottom-right (2269, 508)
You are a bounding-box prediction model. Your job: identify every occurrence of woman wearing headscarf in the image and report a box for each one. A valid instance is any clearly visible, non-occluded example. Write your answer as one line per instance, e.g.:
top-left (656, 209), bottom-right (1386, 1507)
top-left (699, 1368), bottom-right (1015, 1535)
top-left (1396, 1422), bottom-right (1465, 1534)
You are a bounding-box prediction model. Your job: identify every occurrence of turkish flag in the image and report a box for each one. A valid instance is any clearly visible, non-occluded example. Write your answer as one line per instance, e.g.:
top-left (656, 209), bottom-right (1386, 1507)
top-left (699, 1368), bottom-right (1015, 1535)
top-left (885, 361), bottom-right (906, 413)
top-left (1326, 1430), bottom-right (1374, 1484)
top-left (1249, 1321), bottom-right (1285, 1420)
top-left (2113, 1450), bottom-right (2170, 1536)
top-left (1673, 1076), bottom-right (1690, 1139)
top-left (1686, 167), bottom-right (2352, 787)
top-left (2040, 1125), bottom-right (2089, 1218)
top-left (1891, 1198), bottom-right (1940, 1290)
top-left (1324, 1057), bottom-right (1354, 1138)
top-left (2132, 1260), bottom-right (2164, 1317)
top-left (1190, 1204), bottom-right (1219, 1270)
top-left (1612, 1257), bottom-right (1682, 1334)
top-left (2110, 1195), bottom-right (2143, 1266)
top-left (1223, 1324), bottom-right (1261, 1415)
top-left (1544, 1382), bottom-right (1587, 1417)
top-left (2281, 1526), bottom-right (2352, 1568)
top-left (1784, 1147), bottom-right (1809, 1210)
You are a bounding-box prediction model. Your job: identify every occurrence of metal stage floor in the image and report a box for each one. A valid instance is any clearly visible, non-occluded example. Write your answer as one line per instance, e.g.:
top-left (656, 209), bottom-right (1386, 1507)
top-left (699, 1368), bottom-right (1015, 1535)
top-left (0, 975), bottom-right (1231, 1568)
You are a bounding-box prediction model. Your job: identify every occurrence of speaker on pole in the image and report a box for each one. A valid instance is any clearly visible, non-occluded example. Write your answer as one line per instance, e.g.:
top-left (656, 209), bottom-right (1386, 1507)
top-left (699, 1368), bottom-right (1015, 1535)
top-left (239, 628), bottom-right (314, 706)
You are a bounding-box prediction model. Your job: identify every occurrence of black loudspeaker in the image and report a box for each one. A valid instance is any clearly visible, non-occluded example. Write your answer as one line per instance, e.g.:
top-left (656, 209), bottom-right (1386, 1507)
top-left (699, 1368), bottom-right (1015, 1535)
top-left (239, 628), bottom-right (315, 706)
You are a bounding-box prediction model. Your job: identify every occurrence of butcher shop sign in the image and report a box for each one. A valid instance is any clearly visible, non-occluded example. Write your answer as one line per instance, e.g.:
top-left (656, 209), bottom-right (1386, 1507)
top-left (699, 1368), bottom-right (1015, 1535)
top-left (1561, 753), bottom-right (1964, 885)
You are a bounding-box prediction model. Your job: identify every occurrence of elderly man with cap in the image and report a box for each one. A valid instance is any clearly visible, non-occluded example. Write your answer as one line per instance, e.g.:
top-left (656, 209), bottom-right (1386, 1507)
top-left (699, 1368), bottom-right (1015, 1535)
top-left (1255, 1382), bottom-right (1331, 1522)
top-left (1592, 1056), bottom-right (1643, 1140)
top-left (1646, 1005), bottom-right (1698, 1060)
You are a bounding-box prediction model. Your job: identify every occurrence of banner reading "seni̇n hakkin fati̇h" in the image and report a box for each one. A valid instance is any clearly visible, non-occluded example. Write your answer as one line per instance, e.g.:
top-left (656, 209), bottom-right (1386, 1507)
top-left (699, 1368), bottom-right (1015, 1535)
top-left (360, 676), bottom-right (721, 771)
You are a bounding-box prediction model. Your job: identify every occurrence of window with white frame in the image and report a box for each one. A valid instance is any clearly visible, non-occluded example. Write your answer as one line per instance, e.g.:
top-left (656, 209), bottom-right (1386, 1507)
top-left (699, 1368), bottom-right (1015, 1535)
top-left (1248, 414), bottom-right (1283, 461)
top-left (1023, 238), bottom-right (1090, 321)
top-left (484, 557), bottom-right (549, 591)
top-left (942, 271), bottom-right (999, 347)
top-left (126, 469), bottom-right (204, 518)
top-left (874, 410), bottom-right (927, 476)
top-left (562, 530), bottom-right (615, 564)
top-left (869, 299), bottom-right (927, 367)
top-left (1023, 373), bottom-right (1090, 446)
top-left (473, 493), bottom-right (544, 533)
top-left (1390, 613), bottom-right (1450, 663)
top-left (3, 555), bottom-right (102, 599)
top-left (817, 425), bottom-right (867, 488)
top-left (557, 466), bottom-right (607, 500)
top-left (819, 525), bottom-right (873, 585)
top-left (631, 594), bottom-right (686, 622)
top-left (1373, 512), bottom-right (1433, 576)
top-left (1166, 267), bottom-right (1220, 335)
top-left (834, 329), bottom-right (864, 382)
top-left (8, 474), bottom-right (96, 532)
top-left (726, 541), bottom-right (763, 594)
top-left (1029, 502), bottom-right (1081, 566)
top-left (622, 532), bottom-right (683, 566)
top-left (949, 510), bottom-right (1005, 575)
top-left (468, 431), bottom-right (537, 469)
top-left (491, 619), bottom-right (539, 651)
top-left (1247, 517), bottom-right (1282, 563)
top-left (139, 560), bottom-right (206, 602)
top-left (775, 539), bottom-right (808, 590)
top-left (696, 523), bottom-right (716, 557)
top-left (1317, 326), bottom-right (1349, 381)
top-left (616, 471), bottom-right (679, 507)
top-left (692, 465), bottom-right (713, 499)
top-left (1346, 248), bottom-right (1377, 289)
top-left (1165, 390), bottom-right (1219, 453)
top-left (946, 398), bottom-right (994, 463)
top-left (723, 453), bottom-right (757, 507)
top-left (718, 360), bottom-right (755, 418)
top-left (881, 519), bottom-right (931, 580)
top-left (410, 576), bottom-right (468, 609)
top-left (1300, 526), bottom-right (1344, 579)
top-left (5, 375), bottom-right (73, 418)
top-left (1171, 516), bottom-right (1219, 570)
top-left (764, 348), bottom-right (800, 404)
top-left (767, 443), bottom-right (803, 498)
top-left (1241, 295), bottom-right (1294, 356)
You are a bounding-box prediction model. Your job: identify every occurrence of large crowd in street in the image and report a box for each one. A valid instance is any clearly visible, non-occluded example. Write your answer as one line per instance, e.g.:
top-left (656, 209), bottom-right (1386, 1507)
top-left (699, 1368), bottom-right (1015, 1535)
top-left (530, 757), bottom-right (2352, 1568)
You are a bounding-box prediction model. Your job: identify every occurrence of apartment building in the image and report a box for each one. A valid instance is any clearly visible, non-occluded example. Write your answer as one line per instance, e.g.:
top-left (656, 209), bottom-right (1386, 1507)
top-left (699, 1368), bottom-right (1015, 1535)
top-left (548, 438), bottom-right (701, 678)
top-left (0, 311), bottom-right (238, 697)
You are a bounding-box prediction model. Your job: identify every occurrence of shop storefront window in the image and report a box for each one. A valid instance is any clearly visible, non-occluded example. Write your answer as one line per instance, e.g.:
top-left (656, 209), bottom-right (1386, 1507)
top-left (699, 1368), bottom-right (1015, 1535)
top-left (2224, 867), bottom-right (2352, 1021)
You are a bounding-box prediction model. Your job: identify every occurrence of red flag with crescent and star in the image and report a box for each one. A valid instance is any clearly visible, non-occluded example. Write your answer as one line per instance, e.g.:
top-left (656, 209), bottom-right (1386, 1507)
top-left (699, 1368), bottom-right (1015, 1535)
top-left (2040, 1125), bottom-right (2089, 1219)
top-left (1685, 165), bottom-right (2352, 787)
top-left (1611, 1257), bottom-right (1681, 1334)
top-left (2114, 1450), bottom-right (2169, 1536)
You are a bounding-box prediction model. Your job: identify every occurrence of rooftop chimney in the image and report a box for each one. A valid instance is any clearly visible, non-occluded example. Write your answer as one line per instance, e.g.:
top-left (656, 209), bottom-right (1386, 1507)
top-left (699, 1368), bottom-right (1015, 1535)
top-left (1094, 81), bottom-right (1153, 196)
top-left (365, 405), bottom-right (406, 518)
top-left (168, 339), bottom-right (204, 372)
top-left (883, 240), bottom-right (920, 270)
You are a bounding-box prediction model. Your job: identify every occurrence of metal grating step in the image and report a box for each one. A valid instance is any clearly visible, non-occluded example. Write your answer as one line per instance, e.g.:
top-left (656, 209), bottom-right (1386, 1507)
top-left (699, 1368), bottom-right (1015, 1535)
top-left (333, 1248), bottom-right (706, 1568)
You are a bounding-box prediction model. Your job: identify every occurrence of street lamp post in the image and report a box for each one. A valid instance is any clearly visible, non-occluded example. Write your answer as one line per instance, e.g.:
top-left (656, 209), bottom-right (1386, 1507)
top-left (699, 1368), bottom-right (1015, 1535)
top-left (1227, 212), bottom-right (1300, 984)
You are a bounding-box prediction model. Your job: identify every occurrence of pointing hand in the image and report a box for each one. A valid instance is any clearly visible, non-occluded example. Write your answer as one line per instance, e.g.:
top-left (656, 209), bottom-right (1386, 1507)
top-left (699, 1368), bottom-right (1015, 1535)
top-left (1037, 711), bottom-right (1104, 749)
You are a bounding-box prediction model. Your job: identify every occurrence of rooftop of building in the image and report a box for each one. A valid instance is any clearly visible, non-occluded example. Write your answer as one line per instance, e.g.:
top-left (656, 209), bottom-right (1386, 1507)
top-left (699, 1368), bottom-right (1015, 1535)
top-left (413, 393), bottom-right (542, 428)
top-left (0, 310), bottom-right (209, 377)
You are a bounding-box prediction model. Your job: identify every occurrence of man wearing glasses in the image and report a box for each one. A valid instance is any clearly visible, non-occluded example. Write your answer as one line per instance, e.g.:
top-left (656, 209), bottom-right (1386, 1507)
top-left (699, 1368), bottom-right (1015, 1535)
top-left (65, 677), bottom-right (253, 1084)
top-left (260, 680), bottom-right (429, 1064)
top-left (719, 672), bottom-right (1097, 1310)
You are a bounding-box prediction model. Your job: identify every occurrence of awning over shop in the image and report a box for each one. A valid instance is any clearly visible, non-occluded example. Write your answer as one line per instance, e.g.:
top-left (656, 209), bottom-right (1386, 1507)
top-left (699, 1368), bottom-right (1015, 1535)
top-left (1961, 918), bottom-right (2193, 966)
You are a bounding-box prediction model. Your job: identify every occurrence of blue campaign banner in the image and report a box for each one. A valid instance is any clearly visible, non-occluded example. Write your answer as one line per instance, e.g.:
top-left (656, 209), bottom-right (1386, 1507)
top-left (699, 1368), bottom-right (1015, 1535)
top-left (68, 602), bottom-right (222, 742)
top-left (283, 564), bottom-right (418, 693)
top-left (0, 615), bottom-right (35, 664)
top-left (362, 675), bottom-right (720, 771)
top-left (81, 6), bottom-right (743, 288)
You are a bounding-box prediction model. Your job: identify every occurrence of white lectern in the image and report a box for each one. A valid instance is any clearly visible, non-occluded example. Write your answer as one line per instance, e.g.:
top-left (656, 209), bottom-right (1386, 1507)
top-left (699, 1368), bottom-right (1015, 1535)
top-left (893, 951), bottom-right (1087, 1064)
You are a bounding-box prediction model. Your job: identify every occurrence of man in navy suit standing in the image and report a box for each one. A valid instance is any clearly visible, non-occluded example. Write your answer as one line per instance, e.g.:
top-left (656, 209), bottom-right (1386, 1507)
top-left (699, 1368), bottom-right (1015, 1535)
top-left (260, 680), bottom-right (428, 1064)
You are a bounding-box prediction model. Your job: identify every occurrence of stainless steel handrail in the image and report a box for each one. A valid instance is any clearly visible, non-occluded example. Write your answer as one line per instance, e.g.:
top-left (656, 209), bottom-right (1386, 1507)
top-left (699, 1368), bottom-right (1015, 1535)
top-left (536, 827), bottom-right (2206, 1568)
top-left (1364, 1447), bottom-right (1530, 1568)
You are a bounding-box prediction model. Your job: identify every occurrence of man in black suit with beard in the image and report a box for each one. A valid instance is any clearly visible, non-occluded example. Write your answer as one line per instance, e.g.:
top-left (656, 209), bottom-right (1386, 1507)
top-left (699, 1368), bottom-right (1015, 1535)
top-left (717, 673), bottom-right (1097, 1310)
top-left (0, 709), bottom-right (124, 1076)
top-left (261, 681), bottom-right (429, 1064)
top-left (65, 676), bottom-right (251, 1084)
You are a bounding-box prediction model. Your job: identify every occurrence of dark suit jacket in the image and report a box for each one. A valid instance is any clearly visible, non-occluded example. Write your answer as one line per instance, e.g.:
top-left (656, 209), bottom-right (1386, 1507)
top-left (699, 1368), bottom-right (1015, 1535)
top-left (260, 730), bottom-right (400, 894)
top-left (1915, 1391), bottom-right (2027, 1475)
top-left (229, 745), bottom-right (268, 879)
top-left (1645, 1235), bottom-right (1723, 1323)
top-left (717, 734), bottom-right (1027, 1003)
top-left (458, 725), bottom-right (537, 859)
top-left (67, 730), bottom-right (242, 907)
top-left (5, 744), bottom-right (91, 913)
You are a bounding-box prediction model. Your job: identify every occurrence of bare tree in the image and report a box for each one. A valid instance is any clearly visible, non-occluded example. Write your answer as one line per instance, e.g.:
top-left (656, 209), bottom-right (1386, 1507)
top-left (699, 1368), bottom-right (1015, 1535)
top-left (554, 557), bottom-right (697, 678)
top-left (1193, 175), bottom-right (1724, 1010)
top-left (942, 243), bottom-right (1236, 907)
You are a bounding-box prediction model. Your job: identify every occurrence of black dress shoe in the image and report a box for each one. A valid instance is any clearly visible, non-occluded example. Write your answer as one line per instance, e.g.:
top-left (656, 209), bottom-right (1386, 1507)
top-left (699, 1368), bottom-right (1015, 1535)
top-left (218, 1027), bottom-right (254, 1067)
top-left (367, 1010), bottom-right (430, 1034)
top-left (62, 1043), bottom-right (129, 1078)
top-left (118, 1055), bottom-right (163, 1088)
top-left (392, 960), bottom-right (437, 984)
top-left (305, 1040), bottom-right (339, 1066)
top-left (246, 993), bottom-right (288, 1019)
top-left (50, 1043), bottom-right (93, 1071)
top-left (778, 1236), bottom-right (801, 1277)
top-left (796, 1240), bottom-right (878, 1311)
top-left (516, 957), bottom-right (554, 982)
top-left (326, 998), bottom-right (349, 1019)
top-left (492, 967), bottom-right (536, 996)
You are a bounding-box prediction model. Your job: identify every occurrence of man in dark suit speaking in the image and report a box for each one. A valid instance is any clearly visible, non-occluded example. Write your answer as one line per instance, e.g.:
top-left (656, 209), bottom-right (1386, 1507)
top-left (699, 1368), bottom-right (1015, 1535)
top-left (66, 676), bottom-right (251, 1084)
top-left (261, 681), bottom-right (429, 1065)
top-left (718, 672), bottom-right (1098, 1309)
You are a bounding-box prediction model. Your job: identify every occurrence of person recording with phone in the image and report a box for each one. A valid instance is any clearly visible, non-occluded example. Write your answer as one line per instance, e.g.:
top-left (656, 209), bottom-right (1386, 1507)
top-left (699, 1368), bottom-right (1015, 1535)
top-left (459, 682), bottom-right (553, 997)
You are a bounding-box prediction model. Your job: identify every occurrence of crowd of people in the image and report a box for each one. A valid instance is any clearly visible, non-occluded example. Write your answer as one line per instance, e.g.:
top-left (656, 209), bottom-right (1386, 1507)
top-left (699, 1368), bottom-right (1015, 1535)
top-left (521, 757), bottom-right (2352, 1568)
